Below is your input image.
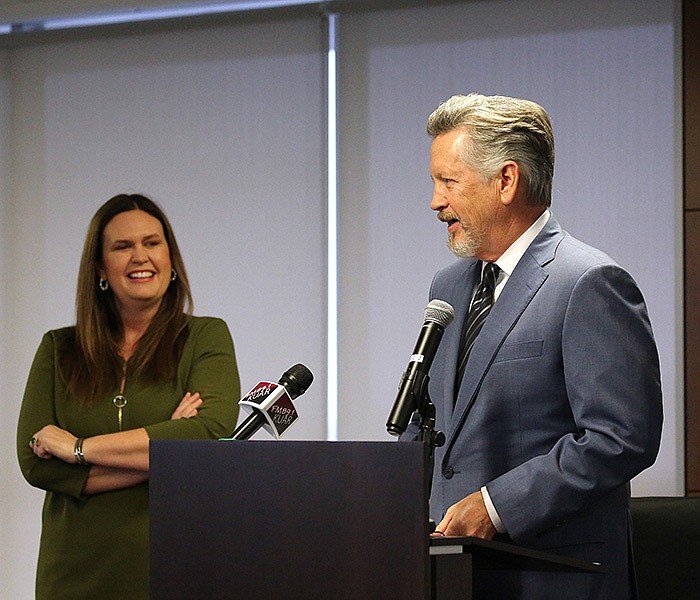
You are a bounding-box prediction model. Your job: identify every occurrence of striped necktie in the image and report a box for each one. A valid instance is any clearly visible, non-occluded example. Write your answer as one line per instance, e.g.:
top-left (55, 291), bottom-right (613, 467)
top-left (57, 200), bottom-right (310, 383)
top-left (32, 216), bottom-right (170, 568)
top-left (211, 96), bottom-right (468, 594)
top-left (455, 261), bottom-right (500, 395)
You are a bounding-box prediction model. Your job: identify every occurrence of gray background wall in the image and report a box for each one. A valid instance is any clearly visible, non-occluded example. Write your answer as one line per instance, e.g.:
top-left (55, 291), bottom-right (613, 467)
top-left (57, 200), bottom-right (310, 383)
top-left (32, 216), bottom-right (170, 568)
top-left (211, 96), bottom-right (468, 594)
top-left (0, 0), bottom-right (681, 596)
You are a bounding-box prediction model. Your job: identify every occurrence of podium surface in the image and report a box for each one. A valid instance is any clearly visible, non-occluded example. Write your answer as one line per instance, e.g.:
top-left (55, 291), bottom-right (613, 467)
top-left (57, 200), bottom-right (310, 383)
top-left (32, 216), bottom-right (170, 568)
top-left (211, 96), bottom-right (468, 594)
top-left (150, 440), bottom-right (430, 600)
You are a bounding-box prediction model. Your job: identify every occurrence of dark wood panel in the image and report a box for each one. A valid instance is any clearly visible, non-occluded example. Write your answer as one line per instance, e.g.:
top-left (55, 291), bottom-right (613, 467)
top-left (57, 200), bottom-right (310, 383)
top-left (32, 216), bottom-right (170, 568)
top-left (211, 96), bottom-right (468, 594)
top-left (150, 440), bottom-right (430, 600)
top-left (684, 0), bottom-right (700, 494)
top-left (685, 213), bottom-right (700, 493)
top-left (685, 0), bottom-right (700, 210)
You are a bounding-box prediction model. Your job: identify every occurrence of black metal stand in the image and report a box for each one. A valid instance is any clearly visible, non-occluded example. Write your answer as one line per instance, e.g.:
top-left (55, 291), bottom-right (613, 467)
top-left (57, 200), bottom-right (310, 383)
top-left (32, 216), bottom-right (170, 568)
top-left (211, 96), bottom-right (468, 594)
top-left (416, 383), bottom-right (445, 535)
top-left (418, 395), bottom-right (445, 450)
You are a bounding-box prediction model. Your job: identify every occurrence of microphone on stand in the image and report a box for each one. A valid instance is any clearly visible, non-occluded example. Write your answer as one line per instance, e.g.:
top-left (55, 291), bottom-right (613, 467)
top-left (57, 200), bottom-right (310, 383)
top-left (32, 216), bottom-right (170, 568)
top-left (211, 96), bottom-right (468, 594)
top-left (386, 299), bottom-right (455, 436)
top-left (222, 363), bottom-right (314, 441)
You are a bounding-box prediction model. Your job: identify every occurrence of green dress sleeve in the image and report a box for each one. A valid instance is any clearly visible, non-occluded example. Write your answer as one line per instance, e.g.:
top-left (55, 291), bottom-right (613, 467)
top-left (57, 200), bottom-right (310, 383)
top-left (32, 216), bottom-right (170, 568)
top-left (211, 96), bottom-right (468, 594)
top-left (16, 331), bottom-right (91, 499)
top-left (144, 316), bottom-right (241, 440)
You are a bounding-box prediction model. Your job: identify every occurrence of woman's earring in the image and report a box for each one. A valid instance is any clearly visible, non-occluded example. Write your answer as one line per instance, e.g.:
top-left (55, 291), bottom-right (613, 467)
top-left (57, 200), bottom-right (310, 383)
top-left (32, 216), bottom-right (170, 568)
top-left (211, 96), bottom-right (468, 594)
top-left (170, 268), bottom-right (177, 282)
top-left (99, 278), bottom-right (109, 291)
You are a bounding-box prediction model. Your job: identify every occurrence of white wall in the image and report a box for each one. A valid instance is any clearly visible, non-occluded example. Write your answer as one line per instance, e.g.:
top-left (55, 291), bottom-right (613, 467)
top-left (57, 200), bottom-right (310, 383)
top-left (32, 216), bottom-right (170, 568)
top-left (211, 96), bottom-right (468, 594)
top-left (0, 45), bottom-right (16, 596)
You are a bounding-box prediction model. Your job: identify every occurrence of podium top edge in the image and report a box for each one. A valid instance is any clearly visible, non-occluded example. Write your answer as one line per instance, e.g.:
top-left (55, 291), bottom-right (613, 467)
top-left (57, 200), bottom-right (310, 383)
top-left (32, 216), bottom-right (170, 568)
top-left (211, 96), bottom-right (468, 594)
top-left (430, 536), bottom-right (607, 573)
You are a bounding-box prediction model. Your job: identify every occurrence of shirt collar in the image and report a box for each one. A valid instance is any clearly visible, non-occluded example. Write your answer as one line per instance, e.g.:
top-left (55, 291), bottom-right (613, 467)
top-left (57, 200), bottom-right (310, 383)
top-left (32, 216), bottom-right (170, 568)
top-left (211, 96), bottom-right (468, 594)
top-left (493, 209), bottom-right (550, 277)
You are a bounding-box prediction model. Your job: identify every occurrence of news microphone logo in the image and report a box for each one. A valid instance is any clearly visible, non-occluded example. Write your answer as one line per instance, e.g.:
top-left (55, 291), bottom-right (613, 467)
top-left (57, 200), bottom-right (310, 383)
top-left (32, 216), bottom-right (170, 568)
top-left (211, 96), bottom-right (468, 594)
top-left (222, 363), bottom-right (314, 441)
top-left (238, 380), bottom-right (299, 439)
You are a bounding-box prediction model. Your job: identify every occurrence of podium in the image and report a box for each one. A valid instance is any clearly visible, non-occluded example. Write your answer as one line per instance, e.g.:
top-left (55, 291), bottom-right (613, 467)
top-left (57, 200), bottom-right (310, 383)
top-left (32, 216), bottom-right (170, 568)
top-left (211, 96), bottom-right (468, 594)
top-left (150, 440), bottom-right (603, 599)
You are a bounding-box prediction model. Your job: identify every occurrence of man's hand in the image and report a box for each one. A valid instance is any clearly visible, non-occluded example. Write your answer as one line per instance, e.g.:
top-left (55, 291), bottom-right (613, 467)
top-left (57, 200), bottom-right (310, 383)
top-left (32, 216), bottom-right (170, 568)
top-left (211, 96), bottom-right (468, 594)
top-left (434, 490), bottom-right (497, 539)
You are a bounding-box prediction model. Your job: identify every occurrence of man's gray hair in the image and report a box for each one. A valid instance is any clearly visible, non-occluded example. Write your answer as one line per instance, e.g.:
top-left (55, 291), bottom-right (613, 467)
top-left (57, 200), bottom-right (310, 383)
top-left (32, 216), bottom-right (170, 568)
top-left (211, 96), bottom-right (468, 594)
top-left (427, 93), bottom-right (555, 207)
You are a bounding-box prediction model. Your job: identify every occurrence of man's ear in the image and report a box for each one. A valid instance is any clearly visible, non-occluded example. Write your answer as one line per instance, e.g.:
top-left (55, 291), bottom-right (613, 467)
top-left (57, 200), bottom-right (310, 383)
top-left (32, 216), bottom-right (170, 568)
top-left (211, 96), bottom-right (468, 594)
top-left (497, 161), bottom-right (520, 206)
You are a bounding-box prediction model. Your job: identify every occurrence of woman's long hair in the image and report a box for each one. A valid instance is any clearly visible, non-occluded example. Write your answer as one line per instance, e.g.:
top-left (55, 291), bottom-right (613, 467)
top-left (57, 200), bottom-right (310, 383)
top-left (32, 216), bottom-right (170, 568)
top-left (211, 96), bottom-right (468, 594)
top-left (60, 194), bottom-right (193, 404)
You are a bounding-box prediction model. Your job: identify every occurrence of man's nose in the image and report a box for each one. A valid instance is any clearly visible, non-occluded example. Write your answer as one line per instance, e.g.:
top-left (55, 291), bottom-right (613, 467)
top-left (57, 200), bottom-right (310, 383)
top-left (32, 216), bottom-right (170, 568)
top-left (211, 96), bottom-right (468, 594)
top-left (430, 185), bottom-right (447, 212)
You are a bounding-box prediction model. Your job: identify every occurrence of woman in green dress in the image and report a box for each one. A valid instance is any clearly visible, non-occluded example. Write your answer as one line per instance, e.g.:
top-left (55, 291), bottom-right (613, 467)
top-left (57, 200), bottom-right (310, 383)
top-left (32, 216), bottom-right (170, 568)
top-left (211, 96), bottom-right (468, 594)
top-left (17, 194), bottom-right (241, 599)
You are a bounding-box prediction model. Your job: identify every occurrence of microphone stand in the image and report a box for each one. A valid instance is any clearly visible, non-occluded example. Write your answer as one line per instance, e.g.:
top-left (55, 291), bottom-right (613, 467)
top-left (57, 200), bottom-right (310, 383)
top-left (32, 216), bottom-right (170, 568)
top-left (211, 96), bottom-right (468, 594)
top-left (415, 376), bottom-right (445, 534)
top-left (418, 394), bottom-right (445, 450)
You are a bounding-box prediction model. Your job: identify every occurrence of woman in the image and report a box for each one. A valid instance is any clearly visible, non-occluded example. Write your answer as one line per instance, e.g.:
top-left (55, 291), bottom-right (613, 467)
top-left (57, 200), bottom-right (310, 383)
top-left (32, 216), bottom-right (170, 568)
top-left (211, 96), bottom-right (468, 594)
top-left (16, 194), bottom-right (240, 599)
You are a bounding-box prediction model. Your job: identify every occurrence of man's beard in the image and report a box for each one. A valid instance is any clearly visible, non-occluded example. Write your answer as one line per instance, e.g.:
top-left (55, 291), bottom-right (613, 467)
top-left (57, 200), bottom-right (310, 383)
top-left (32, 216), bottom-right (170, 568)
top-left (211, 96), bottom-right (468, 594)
top-left (448, 222), bottom-right (481, 258)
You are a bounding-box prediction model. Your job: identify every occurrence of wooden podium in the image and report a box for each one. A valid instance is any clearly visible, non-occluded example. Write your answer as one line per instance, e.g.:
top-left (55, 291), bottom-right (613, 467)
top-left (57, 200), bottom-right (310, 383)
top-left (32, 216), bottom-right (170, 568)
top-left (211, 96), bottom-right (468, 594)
top-left (150, 440), bottom-right (603, 599)
top-left (429, 536), bottom-right (605, 600)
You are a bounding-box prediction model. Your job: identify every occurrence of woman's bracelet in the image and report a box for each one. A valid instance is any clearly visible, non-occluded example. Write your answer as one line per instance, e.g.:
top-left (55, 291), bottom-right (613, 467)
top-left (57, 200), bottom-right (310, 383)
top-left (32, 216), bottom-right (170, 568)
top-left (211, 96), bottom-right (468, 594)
top-left (73, 437), bottom-right (88, 465)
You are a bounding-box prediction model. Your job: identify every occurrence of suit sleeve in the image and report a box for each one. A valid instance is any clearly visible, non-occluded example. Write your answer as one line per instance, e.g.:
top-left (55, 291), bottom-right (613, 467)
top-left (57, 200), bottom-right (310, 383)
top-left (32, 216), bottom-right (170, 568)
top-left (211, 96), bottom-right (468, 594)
top-left (485, 264), bottom-right (663, 541)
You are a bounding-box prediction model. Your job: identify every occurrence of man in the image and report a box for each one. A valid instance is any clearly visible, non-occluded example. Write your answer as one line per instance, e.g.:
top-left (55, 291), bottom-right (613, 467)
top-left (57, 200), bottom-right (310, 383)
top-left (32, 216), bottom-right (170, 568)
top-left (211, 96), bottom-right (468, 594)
top-left (417, 94), bottom-right (662, 599)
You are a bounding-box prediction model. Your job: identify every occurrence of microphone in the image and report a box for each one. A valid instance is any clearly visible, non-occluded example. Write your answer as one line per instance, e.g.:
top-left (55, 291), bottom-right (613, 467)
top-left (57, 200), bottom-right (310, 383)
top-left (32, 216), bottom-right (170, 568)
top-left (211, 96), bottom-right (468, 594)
top-left (386, 300), bottom-right (455, 436)
top-left (224, 364), bottom-right (314, 441)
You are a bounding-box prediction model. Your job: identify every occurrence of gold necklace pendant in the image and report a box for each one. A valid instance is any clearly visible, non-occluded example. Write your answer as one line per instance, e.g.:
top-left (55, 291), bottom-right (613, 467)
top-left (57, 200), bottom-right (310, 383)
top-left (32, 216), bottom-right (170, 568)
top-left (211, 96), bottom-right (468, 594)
top-left (113, 394), bottom-right (127, 432)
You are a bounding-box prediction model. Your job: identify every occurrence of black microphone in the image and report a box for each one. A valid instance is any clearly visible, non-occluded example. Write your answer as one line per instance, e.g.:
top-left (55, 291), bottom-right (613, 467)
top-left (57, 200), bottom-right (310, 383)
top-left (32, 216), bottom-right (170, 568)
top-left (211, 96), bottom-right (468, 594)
top-left (224, 364), bottom-right (314, 441)
top-left (386, 300), bottom-right (455, 436)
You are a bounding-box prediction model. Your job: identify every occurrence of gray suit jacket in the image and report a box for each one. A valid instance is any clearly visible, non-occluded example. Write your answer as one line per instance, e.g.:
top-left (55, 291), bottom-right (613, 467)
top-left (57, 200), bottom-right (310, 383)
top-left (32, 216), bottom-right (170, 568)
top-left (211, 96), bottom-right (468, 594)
top-left (422, 215), bottom-right (662, 599)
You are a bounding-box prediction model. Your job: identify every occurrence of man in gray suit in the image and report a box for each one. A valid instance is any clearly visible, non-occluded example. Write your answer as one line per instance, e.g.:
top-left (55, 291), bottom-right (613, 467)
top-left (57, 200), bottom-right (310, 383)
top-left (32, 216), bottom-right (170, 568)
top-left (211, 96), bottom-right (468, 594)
top-left (421, 94), bottom-right (663, 599)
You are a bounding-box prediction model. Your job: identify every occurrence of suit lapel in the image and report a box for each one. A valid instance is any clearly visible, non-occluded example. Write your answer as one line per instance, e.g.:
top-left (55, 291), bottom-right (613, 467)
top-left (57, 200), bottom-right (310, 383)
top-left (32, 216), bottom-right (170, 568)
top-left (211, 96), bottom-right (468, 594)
top-left (444, 216), bottom-right (564, 449)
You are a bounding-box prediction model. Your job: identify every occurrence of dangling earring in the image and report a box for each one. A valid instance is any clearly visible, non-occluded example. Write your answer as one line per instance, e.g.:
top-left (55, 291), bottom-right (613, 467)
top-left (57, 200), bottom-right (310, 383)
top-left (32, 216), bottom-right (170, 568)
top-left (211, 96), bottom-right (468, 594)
top-left (170, 268), bottom-right (177, 282)
top-left (99, 278), bottom-right (109, 291)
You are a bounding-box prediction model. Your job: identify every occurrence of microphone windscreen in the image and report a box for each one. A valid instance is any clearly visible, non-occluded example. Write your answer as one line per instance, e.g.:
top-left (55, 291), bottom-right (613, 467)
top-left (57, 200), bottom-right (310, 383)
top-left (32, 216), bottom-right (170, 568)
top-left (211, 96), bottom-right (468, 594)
top-left (279, 363), bottom-right (314, 399)
top-left (424, 299), bottom-right (455, 328)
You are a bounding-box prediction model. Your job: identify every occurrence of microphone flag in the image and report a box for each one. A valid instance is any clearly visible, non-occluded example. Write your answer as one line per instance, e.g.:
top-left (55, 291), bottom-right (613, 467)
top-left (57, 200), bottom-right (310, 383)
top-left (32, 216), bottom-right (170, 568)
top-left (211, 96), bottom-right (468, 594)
top-left (232, 381), bottom-right (299, 439)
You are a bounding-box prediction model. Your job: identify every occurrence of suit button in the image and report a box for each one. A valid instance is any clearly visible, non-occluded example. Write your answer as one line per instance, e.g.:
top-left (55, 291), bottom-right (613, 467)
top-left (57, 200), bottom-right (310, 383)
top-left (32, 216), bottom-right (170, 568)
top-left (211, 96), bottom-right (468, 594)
top-left (443, 466), bottom-right (454, 479)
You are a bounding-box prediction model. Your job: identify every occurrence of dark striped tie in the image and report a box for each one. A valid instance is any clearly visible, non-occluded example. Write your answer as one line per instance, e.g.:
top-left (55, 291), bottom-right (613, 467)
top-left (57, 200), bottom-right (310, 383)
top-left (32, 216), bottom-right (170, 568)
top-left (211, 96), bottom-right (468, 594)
top-left (455, 262), bottom-right (500, 395)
